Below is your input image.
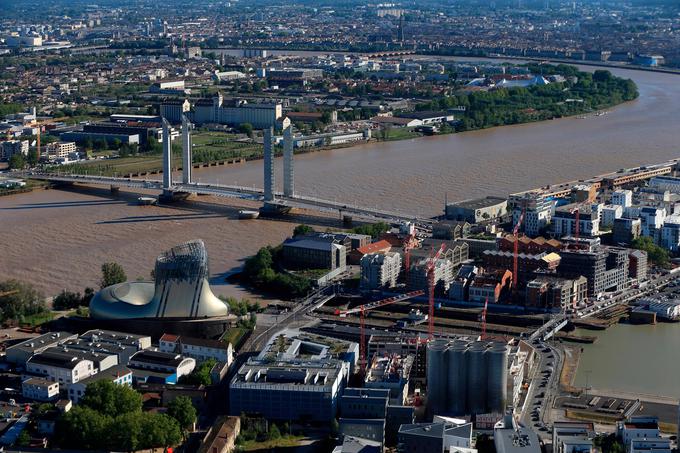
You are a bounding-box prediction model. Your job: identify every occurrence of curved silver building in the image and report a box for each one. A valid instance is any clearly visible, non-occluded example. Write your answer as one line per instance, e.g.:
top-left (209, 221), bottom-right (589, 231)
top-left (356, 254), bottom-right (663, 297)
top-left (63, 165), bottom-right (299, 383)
top-left (90, 240), bottom-right (228, 320)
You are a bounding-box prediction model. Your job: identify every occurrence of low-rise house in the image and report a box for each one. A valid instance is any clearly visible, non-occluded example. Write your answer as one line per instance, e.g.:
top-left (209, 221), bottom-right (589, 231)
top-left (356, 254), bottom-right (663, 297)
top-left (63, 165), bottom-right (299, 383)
top-left (6, 332), bottom-right (77, 365)
top-left (350, 240), bottom-right (393, 265)
top-left (159, 334), bottom-right (234, 366)
top-left (26, 350), bottom-right (94, 385)
top-left (67, 364), bottom-right (133, 404)
top-left (22, 378), bottom-right (59, 402)
top-left (128, 350), bottom-right (195, 384)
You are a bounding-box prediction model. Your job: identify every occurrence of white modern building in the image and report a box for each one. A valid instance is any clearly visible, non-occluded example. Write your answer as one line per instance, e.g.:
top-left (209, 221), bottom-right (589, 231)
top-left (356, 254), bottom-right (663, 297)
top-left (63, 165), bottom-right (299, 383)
top-left (601, 205), bottom-right (623, 229)
top-left (510, 193), bottom-right (554, 237)
top-left (639, 207), bottom-right (667, 239)
top-left (660, 215), bottom-right (680, 252)
top-left (553, 204), bottom-right (601, 237)
top-left (617, 417), bottom-right (670, 453)
top-left (360, 252), bottom-right (402, 290)
top-left (552, 422), bottom-right (595, 453)
top-left (611, 189), bottom-right (633, 207)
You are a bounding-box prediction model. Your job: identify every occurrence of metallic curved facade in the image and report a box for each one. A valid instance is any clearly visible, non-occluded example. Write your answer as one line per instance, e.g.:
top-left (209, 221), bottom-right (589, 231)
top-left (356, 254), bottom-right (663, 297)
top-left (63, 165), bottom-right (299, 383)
top-left (90, 240), bottom-right (228, 320)
top-left (486, 342), bottom-right (509, 413)
top-left (466, 341), bottom-right (488, 414)
top-left (426, 339), bottom-right (510, 417)
top-left (426, 339), bottom-right (448, 416)
top-left (446, 340), bottom-right (468, 415)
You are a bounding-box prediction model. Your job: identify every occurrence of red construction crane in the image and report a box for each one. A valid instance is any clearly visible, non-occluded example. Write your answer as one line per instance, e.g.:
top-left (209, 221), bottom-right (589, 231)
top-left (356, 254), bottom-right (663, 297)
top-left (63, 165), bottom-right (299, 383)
top-left (480, 296), bottom-right (489, 340)
top-left (424, 243), bottom-right (447, 339)
top-left (335, 290), bottom-right (425, 375)
top-left (570, 200), bottom-right (590, 244)
top-left (512, 210), bottom-right (525, 299)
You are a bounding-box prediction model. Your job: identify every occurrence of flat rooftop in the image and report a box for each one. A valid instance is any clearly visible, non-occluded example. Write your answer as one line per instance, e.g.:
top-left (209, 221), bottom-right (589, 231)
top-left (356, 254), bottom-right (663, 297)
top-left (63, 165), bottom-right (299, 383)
top-left (447, 196), bottom-right (507, 210)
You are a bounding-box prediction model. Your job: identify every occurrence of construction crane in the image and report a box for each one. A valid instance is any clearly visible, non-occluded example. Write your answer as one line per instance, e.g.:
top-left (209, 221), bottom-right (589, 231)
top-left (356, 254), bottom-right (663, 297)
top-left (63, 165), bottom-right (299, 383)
top-left (29, 116), bottom-right (68, 161)
top-left (480, 297), bottom-right (489, 340)
top-left (402, 231), bottom-right (417, 281)
top-left (512, 210), bottom-right (525, 300)
top-left (569, 200), bottom-right (590, 246)
top-left (424, 243), bottom-right (447, 339)
top-left (335, 290), bottom-right (425, 375)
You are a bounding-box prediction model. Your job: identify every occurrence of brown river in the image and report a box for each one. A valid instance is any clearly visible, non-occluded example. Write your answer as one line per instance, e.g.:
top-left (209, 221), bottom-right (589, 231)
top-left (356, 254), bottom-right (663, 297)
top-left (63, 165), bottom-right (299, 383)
top-left (2, 61), bottom-right (680, 396)
top-left (2, 63), bottom-right (680, 297)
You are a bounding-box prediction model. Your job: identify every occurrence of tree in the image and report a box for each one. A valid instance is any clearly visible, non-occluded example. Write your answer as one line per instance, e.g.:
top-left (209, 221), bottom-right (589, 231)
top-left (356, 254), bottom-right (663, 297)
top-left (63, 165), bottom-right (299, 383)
top-left (16, 429), bottom-right (31, 446)
top-left (56, 406), bottom-right (111, 450)
top-left (178, 359), bottom-right (217, 386)
top-left (239, 122), bottom-right (254, 138)
top-left (27, 148), bottom-right (39, 167)
top-left (139, 413), bottom-right (182, 449)
top-left (53, 290), bottom-right (83, 310)
top-left (100, 262), bottom-right (127, 288)
top-left (80, 380), bottom-right (142, 417)
top-left (0, 279), bottom-right (47, 323)
top-left (268, 423), bottom-right (281, 440)
top-left (293, 224), bottom-right (314, 237)
top-left (8, 153), bottom-right (25, 170)
top-left (167, 396), bottom-right (197, 434)
top-left (631, 236), bottom-right (669, 267)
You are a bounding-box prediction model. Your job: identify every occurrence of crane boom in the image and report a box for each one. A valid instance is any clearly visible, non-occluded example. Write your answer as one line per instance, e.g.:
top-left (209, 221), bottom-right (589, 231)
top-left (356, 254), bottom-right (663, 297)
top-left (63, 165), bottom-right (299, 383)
top-left (335, 290), bottom-right (425, 376)
top-left (512, 211), bottom-right (525, 300)
top-left (481, 297), bottom-right (489, 340)
top-left (425, 243), bottom-right (447, 339)
top-left (335, 290), bottom-right (425, 316)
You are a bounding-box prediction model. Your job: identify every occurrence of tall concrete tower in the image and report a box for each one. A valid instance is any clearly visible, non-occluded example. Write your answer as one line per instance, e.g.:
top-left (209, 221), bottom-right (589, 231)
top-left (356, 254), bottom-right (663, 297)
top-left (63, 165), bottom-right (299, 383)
top-left (181, 115), bottom-right (192, 184)
top-left (283, 125), bottom-right (294, 197)
top-left (162, 119), bottom-right (172, 190)
top-left (263, 127), bottom-right (274, 202)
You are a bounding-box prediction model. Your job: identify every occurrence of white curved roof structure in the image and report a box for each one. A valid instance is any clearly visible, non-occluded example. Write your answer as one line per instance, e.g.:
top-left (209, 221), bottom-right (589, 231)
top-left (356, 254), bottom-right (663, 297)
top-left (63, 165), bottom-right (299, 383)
top-left (90, 240), bottom-right (228, 320)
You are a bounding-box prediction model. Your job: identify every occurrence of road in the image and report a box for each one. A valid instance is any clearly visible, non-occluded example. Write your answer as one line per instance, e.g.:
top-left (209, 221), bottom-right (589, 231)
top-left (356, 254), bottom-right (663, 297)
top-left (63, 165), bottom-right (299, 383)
top-left (519, 337), bottom-right (562, 439)
top-left (240, 286), bottom-right (336, 353)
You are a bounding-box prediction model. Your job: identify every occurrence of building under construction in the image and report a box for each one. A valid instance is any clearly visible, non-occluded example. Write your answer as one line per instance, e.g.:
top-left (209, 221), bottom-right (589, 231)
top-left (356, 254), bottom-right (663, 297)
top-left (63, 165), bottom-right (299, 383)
top-left (364, 354), bottom-right (414, 405)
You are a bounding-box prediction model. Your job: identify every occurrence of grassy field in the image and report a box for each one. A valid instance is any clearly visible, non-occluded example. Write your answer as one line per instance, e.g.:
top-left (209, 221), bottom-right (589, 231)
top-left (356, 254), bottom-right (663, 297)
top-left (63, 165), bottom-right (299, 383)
top-left (21, 312), bottom-right (55, 327)
top-left (221, 327), bottom-right (249, 348)
top-left (239, 435), bottom-right (303, 452)
top-left (379, 127), bottom-right (423, 141)
top-left (49, 130), bottom-right (262, 177)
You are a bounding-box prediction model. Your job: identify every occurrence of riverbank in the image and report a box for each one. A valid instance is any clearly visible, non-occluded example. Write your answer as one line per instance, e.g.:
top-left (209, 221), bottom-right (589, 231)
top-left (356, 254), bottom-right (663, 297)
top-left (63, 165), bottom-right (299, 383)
top-left (573, 323), bottom-right (680, 398)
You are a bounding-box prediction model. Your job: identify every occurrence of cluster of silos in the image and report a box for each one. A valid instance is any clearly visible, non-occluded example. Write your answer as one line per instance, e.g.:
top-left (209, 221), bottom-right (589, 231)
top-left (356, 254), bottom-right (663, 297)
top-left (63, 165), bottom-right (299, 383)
top-left (426, 339), bottom-right (509, 417)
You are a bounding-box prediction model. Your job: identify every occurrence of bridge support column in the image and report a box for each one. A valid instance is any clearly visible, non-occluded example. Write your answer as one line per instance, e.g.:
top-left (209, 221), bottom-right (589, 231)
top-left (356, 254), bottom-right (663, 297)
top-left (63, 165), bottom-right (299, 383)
top-left (161, 119), bottom-right (172, 191)
top-left (342, 215), bottom-right (353, 227)
top-left (263, 127), bottom-right (274, 202)
top-left (110, 185), bottom-right (120, 194)
top-left (182, 115), bottom-right (192, 184)
top-left (283, 125), bottom-right (294, 198)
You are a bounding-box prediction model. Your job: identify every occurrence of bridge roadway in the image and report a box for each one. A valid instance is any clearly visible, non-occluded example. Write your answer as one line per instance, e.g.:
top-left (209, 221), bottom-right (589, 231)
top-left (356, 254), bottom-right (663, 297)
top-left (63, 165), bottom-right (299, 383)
top-left (23, 172), bottom-right (432, 224)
